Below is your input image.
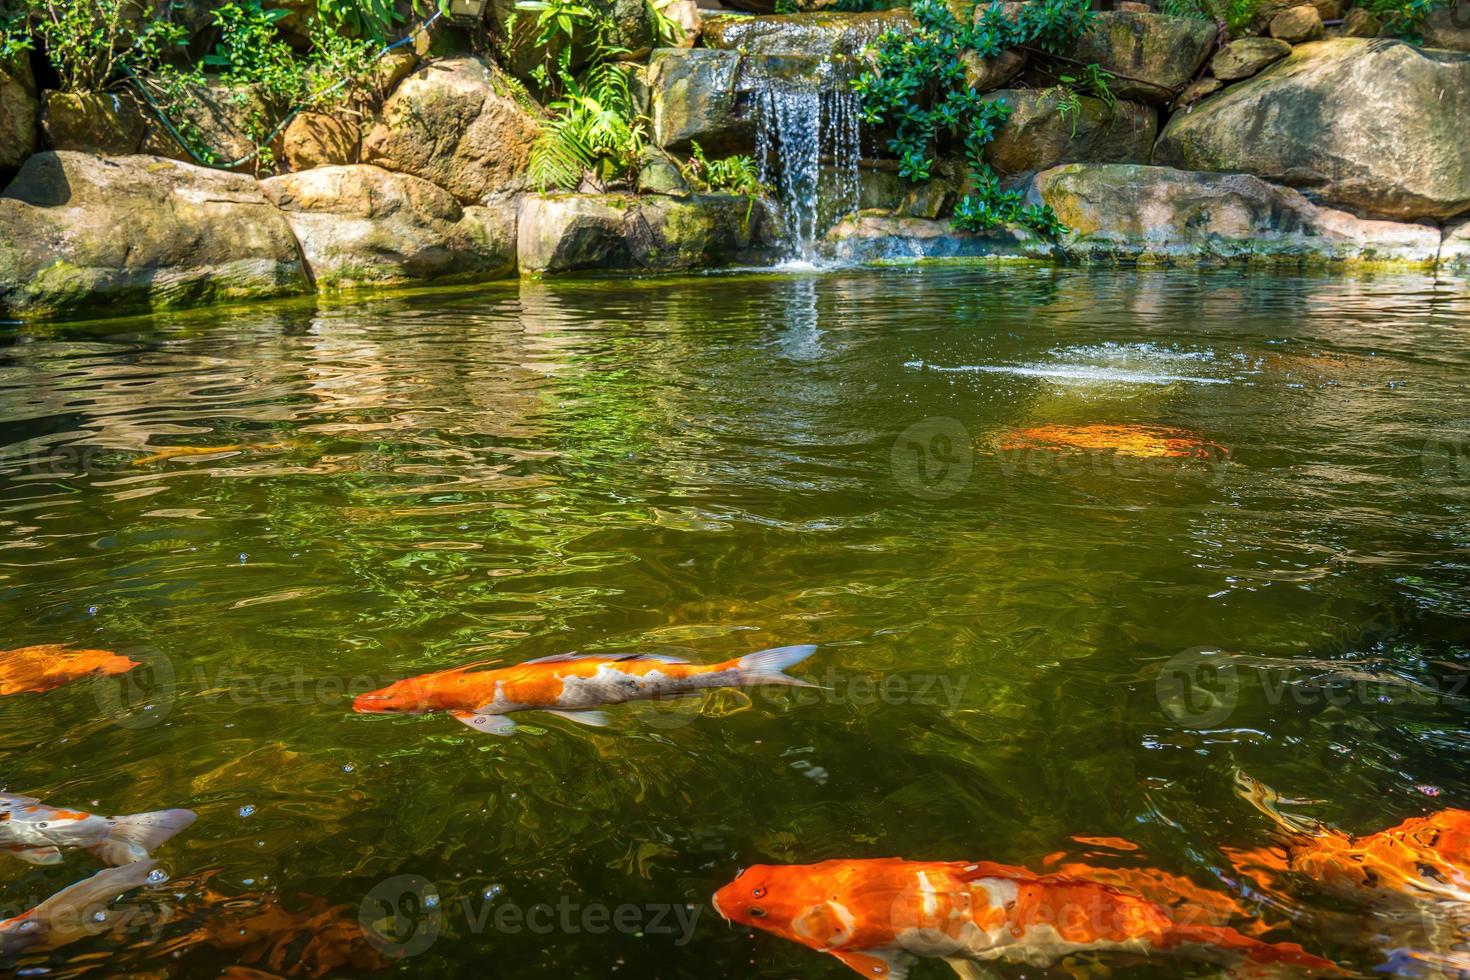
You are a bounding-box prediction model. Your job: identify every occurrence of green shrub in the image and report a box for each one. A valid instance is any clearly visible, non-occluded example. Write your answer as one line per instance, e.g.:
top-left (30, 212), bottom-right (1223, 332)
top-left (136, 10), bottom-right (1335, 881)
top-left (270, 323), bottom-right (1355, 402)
top-left (852, 0), bottom-right (1096, 238)
top-left (1360, 0), bottom-right (1447, 40)
top-left (25, 0), bottom-right (186, 93)
top-left (519, 0), bottom-right (682, 190)
top-left (682, 141), bottom-right (767, 226)
top-left (1158, 0), bottom-right (1262, 35)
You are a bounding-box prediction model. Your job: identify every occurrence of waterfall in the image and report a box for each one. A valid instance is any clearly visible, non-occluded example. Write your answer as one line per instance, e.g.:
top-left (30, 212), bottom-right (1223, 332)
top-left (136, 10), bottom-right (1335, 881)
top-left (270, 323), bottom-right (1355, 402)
top-left (753, 65), bottom-right (862, 265)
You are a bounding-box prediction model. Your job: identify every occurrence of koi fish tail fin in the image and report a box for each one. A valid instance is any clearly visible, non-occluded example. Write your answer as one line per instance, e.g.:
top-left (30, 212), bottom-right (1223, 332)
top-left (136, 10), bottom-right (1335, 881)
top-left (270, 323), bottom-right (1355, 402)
top-left (735, 645), bottom-right (818, 688)
top-left (14, 860), bottom-right (157, 951)
top-left (90, 809), bottom-right (196, 865)
top-left (1169, 923), bottom-right (1341, 977)
top-left (1233, 770), bottom-right (1327, 838)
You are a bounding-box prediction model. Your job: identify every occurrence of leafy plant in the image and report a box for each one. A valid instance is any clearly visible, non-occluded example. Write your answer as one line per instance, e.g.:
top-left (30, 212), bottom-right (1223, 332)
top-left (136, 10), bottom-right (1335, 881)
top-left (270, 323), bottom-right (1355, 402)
top-left (852, 0), bottom-right (1092, 237)
top-left (682, 141), bottom-right (767, 226)
top-left (25, 0), bottom-right (186, 93)
top-left (518, 0), bottom-right (679, 190)
top-left (1359, 0), bottom-right (1447, 40)
top-left (0, 13), bottom-right (30, 64)
top-left (1158, 0), bottom-right (1263, 37)
top-left (318, 0), bottom-right (404, 43)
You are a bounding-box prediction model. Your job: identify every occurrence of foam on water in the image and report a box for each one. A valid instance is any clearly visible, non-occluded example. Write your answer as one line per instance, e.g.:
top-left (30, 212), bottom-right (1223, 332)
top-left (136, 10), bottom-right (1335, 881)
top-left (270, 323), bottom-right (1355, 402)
top-left (904, 359), bottom-right (1233, 386)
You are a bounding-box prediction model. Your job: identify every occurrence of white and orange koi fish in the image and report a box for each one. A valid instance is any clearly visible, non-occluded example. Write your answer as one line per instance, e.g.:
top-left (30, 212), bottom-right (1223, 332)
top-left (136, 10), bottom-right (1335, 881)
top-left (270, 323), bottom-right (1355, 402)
top-left (714, 858), bottom-right (1339, 979)
top-left (0, 793), bottom-right (195, 867)
top-left (353, 645), bottom-right (818, 735)
top-left (0, 860), bottom-right (158, 956)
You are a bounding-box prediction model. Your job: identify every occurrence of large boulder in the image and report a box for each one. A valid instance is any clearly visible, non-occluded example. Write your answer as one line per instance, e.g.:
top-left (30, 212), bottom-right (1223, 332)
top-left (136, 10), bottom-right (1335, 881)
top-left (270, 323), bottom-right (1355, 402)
top-left (41, 91), bottom-right (148, 155)
top-left (0, 55), bottom-right (36, 174)
top-left (1056, 12), bottom-right (1217, 103)
top-left (362, 57), bottom-right (541, 205)
top-left (821, 212), bottom-right (1056, 263)
top-left (138, 84), bottom-right (275, 172)
top-left (260, 165), bottom-right (516, 288)
top-left (0, 152), bottom-right (309, 318)
top-left (517, 193), bottom-right (775, 273)
top-left (1268, 4), bottom-right (1324, 42)
top-left (701, 10), bottom-right (912, 57)
top-left (981, 90), bottom-right (1156, 178)
top-left (1029, 163), bottom-right (1442, 265)
top-left (648, 48), bottom-right (754, 153)
top-left (1154, 39), bottom-right (1470, 221)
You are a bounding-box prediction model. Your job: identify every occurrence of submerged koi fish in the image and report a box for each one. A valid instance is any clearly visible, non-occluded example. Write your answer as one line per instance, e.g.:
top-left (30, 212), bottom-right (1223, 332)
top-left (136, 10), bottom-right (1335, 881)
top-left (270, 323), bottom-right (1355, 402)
top-left (713, 858), bottom-right (1337, 979)
top-left (999, 424), bottom-right (1226, 461)
top-left (353, 645), bottom-right (818, 735)
top-left (0, 860), bottom-right (157, 956)
top-left (0, 644), bottom-right (141, 697)
top-left (0, 793), bottom-right (196, 867)
top-left (1231, 771), bottom-right (1470, 905)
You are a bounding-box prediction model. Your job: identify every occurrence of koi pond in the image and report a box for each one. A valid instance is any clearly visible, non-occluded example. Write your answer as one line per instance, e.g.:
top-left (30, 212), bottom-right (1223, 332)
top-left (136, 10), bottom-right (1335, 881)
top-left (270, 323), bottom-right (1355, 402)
top-left (1, 267), bottom-right (1468, 979)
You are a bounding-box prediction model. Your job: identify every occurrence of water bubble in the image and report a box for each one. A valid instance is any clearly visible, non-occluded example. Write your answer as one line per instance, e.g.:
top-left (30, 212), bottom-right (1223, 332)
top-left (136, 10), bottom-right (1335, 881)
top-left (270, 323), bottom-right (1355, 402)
top-left (238, 805), bottom-right (256, 818)
top-left (239, 553), bottom-right (249, 563)
top-left (423, 893), bottom-right (440, 910)
top-left (483, 884), bottom-right (503, 901)
top-left (146, 868), bottom-right (169, 885)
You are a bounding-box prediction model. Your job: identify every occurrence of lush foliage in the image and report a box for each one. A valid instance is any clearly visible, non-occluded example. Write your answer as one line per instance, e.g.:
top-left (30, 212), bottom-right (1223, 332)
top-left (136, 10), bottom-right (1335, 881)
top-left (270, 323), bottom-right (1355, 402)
top-left (519, 0), bottom-right (681, 190)
top-left (18, 0), bottom-right (186, 93)
top-left (1158, 0), bottom-right (1263, 36)
top-left (681, 141), bottom-right (766, 225)
top-left (852, 0), bottom-right (1095, 237)
top-left (1360, 0), bottom-right (1448, 40)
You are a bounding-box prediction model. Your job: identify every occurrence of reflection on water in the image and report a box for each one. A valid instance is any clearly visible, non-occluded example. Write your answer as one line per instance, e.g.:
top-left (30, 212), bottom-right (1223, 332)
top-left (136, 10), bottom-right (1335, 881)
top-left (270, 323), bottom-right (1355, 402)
top-left (0, 268), bottom-right (1468, 977)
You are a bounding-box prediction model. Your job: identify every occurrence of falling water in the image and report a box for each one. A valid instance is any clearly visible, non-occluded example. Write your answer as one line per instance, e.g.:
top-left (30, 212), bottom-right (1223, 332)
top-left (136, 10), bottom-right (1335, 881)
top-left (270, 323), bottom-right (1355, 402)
top-left (754, 66), bottom-right (862, 264)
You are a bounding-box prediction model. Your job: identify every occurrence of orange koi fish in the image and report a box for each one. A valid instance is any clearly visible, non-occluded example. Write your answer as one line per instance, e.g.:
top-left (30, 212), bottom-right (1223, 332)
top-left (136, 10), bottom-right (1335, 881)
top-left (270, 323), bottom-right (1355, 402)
top-left (0, 860), bottom-right (157, 956)
top-left (353, 645), bottom-right (818, 735)
top-left (131, 442), bottom-right (289, 467)
top-left (0, 793), bottom-right (195, 866)
top-left (713, 858), bottom-right (1337, 979)
top-left (999, 424), bottom-right (1226, 461)
top-left (0, 645), bottom-right (141, 696)
top-left (1231, 771), bottom-right (1470, 906)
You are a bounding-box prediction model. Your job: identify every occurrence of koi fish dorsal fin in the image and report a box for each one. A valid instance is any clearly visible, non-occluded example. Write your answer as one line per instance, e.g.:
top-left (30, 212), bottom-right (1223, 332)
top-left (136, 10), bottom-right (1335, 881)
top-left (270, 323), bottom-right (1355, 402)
top-left (955, 860), bottom-right (1040, 883)
top-left (0, 793), bottom-right (42, 809)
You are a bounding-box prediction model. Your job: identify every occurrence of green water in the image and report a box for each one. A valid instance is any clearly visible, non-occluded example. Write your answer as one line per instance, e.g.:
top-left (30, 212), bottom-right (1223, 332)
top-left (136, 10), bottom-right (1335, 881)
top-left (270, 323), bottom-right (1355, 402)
top-left (1, 267), bottom-right (1468, 978)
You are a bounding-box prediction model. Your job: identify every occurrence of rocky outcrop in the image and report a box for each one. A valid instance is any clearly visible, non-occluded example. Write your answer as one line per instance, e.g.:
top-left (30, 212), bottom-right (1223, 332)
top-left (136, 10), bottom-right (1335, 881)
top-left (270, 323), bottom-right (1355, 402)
top-left (260, 165), bottom-right (516, 289)
top-left (1057, 12), bottom-right (1216, 103)
top-left (0, 152), bottom-right (309, 318)
top-left (1030, 163), bottom-right (1442, 265)
top-left (1154, 40), bottom-right (1470, 220)
top-left (1268, 4), bottom-right (1324, 41)
top-left (1, 55), bottom-right (37, 175)
top-left (281, 113), bottom-right (358, 171)
top-left (517, 193), bottom-right (774, 273)
top-left (41, 91), bottom-right (148, 155)
top-left (982, 89), bottom-right (1155, 178)
top-left (1421, 1), bottom-right (1470, 52)
top-left (701, 10), bottom-right (911, 57)
top-left (138, 84), bottom-right (273, 169)
top-left (859, 167), bottom-right (957, 219)
top-left (962, 49), bottom-right (1028, 93)
top-left (1209, 38), bottom-right (1291, 81)
top-left (362, 57), bottom-right (540, 205)
top-left (821, 212), bottom-right (1056, 263)
top-left (648, 48), bottom-right (753, 152)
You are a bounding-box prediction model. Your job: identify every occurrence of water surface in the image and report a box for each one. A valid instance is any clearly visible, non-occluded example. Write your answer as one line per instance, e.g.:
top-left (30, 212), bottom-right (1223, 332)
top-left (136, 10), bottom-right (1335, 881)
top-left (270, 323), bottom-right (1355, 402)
top-left (2, 267), bottom-right (1468, 978)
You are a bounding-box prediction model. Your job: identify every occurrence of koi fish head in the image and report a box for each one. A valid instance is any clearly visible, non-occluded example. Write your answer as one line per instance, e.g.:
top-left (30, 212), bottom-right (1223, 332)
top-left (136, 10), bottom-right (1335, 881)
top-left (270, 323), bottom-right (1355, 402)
top-left (352, 677), bottom-right (437, 715)
top-left (713, 865), bottom-right (836, 946)
top-left (711, 863), bottom-right (858, 952)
